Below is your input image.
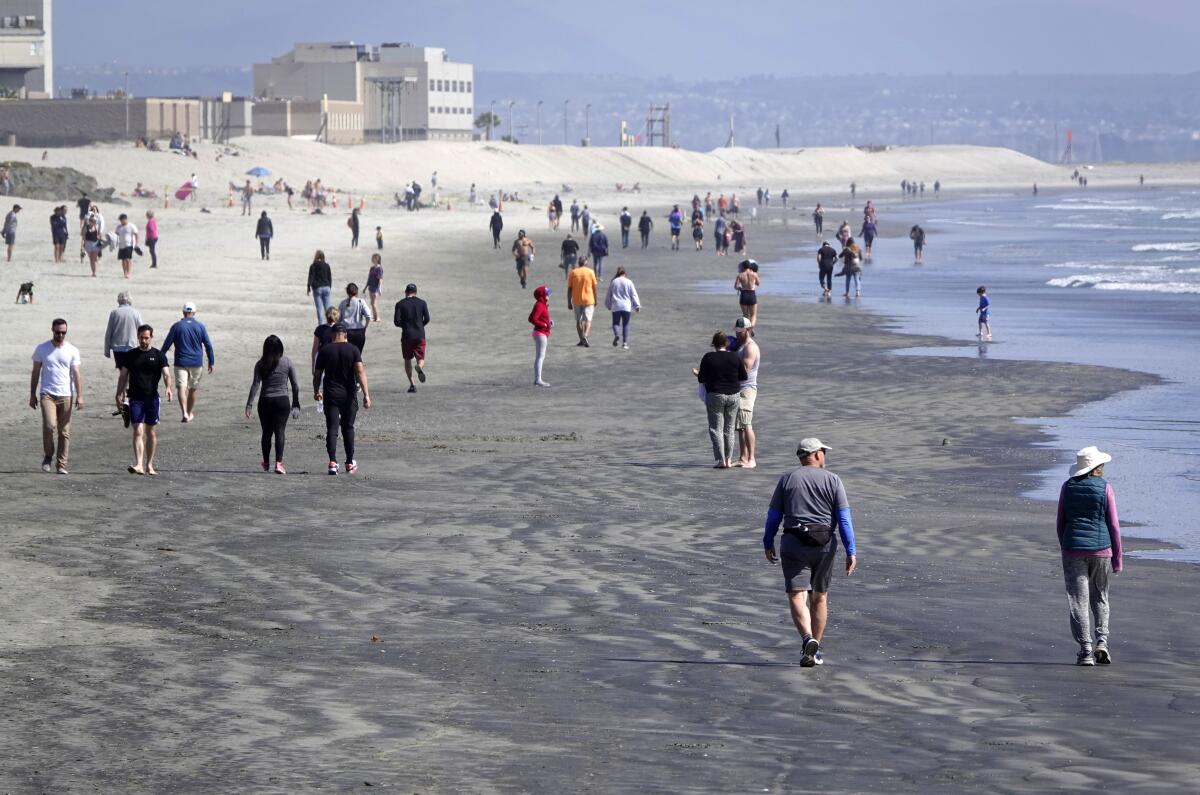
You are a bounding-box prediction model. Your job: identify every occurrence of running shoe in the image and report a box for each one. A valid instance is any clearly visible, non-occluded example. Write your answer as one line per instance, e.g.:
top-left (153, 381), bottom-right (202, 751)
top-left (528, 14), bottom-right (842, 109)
top-left (260, 460), bottom-right (269, 472)
top-left (41, 456), bottom-right (52, 473)
top-left (274, 462), bottom-right (286, 475)
top-left (346, 460), bottom-right (358, 475)
top-left (1077, 650), bottom-right (1096, 666)
top-left (612, 336), bottom-right (619, 347)
top-left (1093, 646), bottom-right (1112, 665)
top-left (415, 364), bottom-right (426, 383)
top-left (581, 339), bottom-right (590, 348)
top-left (622, 343), bottom-right (629, 350)
top-left (813, 650), bottom-right (824, 666)
top-left (327, 460), bottom-right (339, 476)
top-left (407, 385), bottom-right (417, 393)
top-left (801, 637), bottom-right (820, 668)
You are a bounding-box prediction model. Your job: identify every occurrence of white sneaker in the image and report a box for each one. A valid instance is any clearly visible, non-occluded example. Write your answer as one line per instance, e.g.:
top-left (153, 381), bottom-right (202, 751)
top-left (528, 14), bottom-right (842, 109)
top-left (621, 343), bottom-right (629, 350)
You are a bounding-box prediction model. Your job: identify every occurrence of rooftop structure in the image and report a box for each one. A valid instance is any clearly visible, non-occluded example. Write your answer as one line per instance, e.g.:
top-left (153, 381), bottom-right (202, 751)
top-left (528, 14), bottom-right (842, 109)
top-left (253, 42), bottom-right (473, 142)
top-left (0, 0), bottom-right (52, 97)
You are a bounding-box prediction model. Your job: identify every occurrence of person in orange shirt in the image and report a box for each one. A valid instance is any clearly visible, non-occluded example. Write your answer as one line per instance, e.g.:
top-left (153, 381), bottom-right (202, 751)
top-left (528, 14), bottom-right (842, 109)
top-left (566, 256), bottom-right (598, 347)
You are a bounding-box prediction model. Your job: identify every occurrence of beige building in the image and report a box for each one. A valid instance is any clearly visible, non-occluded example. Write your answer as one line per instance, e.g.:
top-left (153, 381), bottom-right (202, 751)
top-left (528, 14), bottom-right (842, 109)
top-left (253, 42), bottom-right (474, 141)
top-left (0, 97), bottom-right (199, 147)
top-left (251, 98), bottom-right (363, 145)
top-left (0, 0), bottom-right (52, 97)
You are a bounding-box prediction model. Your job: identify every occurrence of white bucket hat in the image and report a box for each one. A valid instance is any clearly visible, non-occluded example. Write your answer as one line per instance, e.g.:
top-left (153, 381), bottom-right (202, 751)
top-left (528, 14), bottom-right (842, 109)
top-left (1070, 446), bottom-right (1111, 477)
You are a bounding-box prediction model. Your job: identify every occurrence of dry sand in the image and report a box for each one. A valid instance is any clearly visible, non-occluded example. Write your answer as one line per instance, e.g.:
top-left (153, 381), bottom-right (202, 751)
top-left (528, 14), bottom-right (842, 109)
top-left (0, 140), bottom-right (1198, 792)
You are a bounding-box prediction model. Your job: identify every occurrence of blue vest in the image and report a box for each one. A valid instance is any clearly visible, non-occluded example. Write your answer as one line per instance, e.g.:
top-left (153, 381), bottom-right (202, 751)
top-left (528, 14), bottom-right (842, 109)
top-left (1061, 475), bottom-right (1111, 551)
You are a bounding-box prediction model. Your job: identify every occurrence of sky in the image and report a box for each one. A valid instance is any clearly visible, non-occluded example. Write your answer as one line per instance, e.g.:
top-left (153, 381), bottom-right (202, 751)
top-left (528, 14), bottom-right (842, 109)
top-left (55, 0), bottom-right (1200, 75)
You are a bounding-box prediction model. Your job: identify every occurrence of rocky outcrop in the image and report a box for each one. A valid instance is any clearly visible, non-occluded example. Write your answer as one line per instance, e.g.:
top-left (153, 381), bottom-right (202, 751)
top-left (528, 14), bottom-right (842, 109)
top-left (0, 161), bottom-right (119, 203)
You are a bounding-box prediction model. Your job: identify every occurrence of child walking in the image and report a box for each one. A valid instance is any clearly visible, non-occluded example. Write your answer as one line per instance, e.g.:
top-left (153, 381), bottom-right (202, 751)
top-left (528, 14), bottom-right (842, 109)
top-left (375, 226), bottom-right (383, 250)
top-left (976, 286), bottom-right (992, 340)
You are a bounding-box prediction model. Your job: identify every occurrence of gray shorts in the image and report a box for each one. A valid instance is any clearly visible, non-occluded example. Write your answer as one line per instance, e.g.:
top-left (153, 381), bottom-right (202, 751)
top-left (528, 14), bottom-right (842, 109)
top-left (780, 533), bottom-right (836, 593)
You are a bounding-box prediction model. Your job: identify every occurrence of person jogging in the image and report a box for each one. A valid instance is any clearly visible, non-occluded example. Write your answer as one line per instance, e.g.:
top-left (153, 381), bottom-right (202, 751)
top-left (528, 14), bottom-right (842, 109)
top-left (394, 283), bottom-right (430, 393)
top-left (245, 335), bottom-right (301, 474)
top-left (313, 322), bottom-right (372, 475)
top-left (763, 438), bottom-right (857, 667)
top-left (817, 241), bottom-right (839, 298)
top-left (667, 205), bottom-right (684, 251)
top-left (161, 302), bottom-right (215, 423)
top-left (512, 230), bottom-right (536, 289)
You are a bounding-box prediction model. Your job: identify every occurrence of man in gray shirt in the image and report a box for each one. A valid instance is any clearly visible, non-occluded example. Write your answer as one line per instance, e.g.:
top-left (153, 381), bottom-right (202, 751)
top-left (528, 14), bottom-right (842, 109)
top-left (104, 292), bottom-right (143, 371)
top-left (763, 438), bottom-right (858, 667)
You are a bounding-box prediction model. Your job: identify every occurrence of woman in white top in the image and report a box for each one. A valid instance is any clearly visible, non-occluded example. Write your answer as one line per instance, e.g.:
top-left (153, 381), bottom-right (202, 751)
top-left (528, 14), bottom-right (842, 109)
top-left (337, 282), bottom-right (372, 353)
top-left (603, 267), bottom-right (642, 350)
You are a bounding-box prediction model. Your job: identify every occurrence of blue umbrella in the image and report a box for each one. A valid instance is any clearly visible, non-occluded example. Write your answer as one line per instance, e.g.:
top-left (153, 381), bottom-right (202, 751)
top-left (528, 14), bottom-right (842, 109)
top-left (246, 166), bottom-right (271, 177)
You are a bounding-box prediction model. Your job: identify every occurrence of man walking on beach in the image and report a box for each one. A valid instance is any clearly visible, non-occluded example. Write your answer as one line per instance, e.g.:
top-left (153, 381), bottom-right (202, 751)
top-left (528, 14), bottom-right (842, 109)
top-left (161, 302), bottom-right (215, 423)
top-left (104, 291), bottom-right (143, 373)
top-left (4, 204), bottom-right (20, 262)
top-left (115, 213), bottom-right (139, 280)
top-left (619, 207), bottom-right (632, 248)
top-left (30, 319), bottom-right (84, 474)
top-left (489, 209), bottom-right (504, 249)
top-left (512, 230), bottom-right (536, 289)
top-left (241, 180), bottom-right (254, 216)
top-left (567, 255), bottom-right (598, 347)
top-left (570, 200), bottom-right (580, 232)
top-left (313, 322), bottom-right (372, 475)
top-left (734, 317), bottom-right (759, 469)
top-left (764, 438), bottom-right (858, 667)
top-left (394, 283), bottom-right (430, 393)
top-left (638, 211), bottom-right (653, 249)
top-left (668, 205), bottom-right (684, 251)
top-left (589, 224), bottom-right (609, 279)
top-left (116, 324), bottom-right (173, 476)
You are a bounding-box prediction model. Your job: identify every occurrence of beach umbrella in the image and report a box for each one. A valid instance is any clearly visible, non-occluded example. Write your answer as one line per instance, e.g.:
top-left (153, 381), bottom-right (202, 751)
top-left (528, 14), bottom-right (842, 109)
top-left (246, 166), bottom-right (271, 177)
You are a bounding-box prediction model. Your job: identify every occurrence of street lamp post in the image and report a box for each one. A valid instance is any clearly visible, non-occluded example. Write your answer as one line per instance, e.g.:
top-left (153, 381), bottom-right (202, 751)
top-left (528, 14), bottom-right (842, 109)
top-left (585, 103), bottom-right (591, 145)
top-left (563, 99), bottom-right (569, 145)
top-left (124, 71), bottom-right (130, 138)
top-left (537, 100), bottom-right (543, 145)
top-left (489, 99), bottom-right (495, 141)
top-left (508, 100), bottom-right (515, 143)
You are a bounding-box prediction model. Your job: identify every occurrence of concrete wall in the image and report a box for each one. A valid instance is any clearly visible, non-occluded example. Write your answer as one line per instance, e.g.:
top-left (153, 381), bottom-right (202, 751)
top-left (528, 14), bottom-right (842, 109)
top-left (253, 61), bottom-right (360, 103)
top-left (199, 97), bottom-right (253, 142)
top-left (252, 101), bottom-right (291, 136)
top-left (250, 99), bottom-right (363, 145)
top-left (0, 97), bottom-right (198, 146)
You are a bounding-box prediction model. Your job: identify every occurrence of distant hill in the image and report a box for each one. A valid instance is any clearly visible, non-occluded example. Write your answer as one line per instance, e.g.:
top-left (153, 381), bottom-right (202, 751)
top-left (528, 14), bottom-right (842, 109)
top-left (56, 65), bottom-right (1200, 162)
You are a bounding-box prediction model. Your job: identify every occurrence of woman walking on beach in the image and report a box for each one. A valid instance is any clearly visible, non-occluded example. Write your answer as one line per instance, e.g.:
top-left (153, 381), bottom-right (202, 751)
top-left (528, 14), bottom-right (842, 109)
top-left (813, 203), bottom-right (824, 235)
top-left (144, 210), bottom-right (159, 269)
top-left (529, 284), bottom-right (552, 387)
top-left (692, 213), bottom-right (705, 251)
top-left (338, 283), bottom-right (372, 353)
top-left (245, 334), bottom-right (301, 474)
top-left (735, 259), bottom-right (760, 326)
top-left (731, 220), bottom-right (747, 254)
top-left (1056, 446), bottom-right (1123, 666)
top-left (860, 217), bottom-right (877, 260)
top-left (307, 250), bottom-right (333, 324)
top-left (693, 331), bottom-right (747, 469)
top-left (604, 267), bottom-right (641, 350)
top-left (366, 253), bottom-right (384, 322)
top-left (50, 206), bottom-right (69, 263)
top-left (256, 211), bottom-right (273, 260)
top-left (837, 237), bottom-right (863, 297)
top-left (82, 213), bottom-right (102, 276)
top-left (348, 208), bottom-right (361, 249)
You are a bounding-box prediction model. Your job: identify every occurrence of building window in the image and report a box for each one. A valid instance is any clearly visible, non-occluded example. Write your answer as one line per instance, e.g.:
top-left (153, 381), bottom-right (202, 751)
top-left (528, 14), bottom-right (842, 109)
top-left (429, 80), bottom-right (434, 92)
top-left (466, 81), bottom-right (472, 93)
top-left (452, 80), bottom-right (459, 92)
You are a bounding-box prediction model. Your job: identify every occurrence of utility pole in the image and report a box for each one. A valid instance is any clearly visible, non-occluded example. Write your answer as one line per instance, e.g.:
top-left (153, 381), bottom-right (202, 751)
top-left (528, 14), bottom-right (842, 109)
top-left (563, 99), bottom-right (569, 145)
top-left (488, 99), bottom-right (495, 141)
top-left (124, 71), bottom-right (130, 138)
top-left (584, 103), bottom-right (591, 144)
top-left (508, 100), bottom-right (515, 143)
top-left (537, 100), bottom-right (543, 145)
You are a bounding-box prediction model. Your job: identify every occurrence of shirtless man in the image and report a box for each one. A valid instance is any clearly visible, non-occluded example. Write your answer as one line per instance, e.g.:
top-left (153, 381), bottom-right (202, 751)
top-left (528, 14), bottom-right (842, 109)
top-left (512, 230), bottom-right (536, 289)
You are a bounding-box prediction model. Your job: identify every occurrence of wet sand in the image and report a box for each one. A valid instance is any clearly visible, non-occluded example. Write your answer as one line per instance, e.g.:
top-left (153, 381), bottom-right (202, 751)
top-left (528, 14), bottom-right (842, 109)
top-left (1, 195), bottom-right (1198, 793)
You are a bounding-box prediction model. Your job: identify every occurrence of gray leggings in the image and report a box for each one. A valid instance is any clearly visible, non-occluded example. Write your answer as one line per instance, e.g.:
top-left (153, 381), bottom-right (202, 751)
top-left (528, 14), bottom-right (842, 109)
top-left (705, 392), bottom-right (740, 462)
top-left (533, 333), bottom-right (548, 383)
top-left (1063, 556), bottom-right (1110, 650)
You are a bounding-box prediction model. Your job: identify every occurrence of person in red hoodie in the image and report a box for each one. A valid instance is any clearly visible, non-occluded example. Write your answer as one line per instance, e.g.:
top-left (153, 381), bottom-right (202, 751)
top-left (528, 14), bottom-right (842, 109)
top-left (529, 284), bottom-right (553, 387)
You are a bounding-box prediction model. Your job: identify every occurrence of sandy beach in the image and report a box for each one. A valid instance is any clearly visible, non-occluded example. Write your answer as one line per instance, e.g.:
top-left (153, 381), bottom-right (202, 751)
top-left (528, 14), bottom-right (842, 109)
top-left (1, 139), bottom-right (1198, 792)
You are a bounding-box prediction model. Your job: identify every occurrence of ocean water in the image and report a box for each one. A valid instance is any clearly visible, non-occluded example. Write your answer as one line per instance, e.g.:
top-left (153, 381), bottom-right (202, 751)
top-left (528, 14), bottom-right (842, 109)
top-left (757, 189), bottom-right (1200, 561)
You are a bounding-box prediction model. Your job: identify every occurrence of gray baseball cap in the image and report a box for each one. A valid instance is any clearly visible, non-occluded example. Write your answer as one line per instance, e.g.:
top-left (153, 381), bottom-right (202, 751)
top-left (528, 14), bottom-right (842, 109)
top-left (796, 437), bottom-right (832, 455)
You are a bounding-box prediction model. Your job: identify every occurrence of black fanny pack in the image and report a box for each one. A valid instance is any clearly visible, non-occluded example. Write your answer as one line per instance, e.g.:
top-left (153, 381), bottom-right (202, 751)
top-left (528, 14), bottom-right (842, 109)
top-left (785, 525), bottom-right (833, 547)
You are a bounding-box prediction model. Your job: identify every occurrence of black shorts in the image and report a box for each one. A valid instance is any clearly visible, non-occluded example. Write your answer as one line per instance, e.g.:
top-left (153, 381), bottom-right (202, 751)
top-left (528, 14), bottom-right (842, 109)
top-left (739, 290), bottom-right (758, 306)
top-left (113, 349), bottom-right (136, 370)
top-left (780, 534), bottom-right (836, 593)
top-left (118, 246), bottom-right (134, 260)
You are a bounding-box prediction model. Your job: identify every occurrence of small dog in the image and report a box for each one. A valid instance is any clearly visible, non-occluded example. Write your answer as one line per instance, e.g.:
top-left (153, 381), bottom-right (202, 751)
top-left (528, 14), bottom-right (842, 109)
top-left (15, 282), bottom-right (33, 304)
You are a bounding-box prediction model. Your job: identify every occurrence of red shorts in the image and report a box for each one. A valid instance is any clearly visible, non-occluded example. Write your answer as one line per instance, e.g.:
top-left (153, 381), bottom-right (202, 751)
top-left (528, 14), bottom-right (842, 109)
top-left (401, 338), bottom-right (426, 361)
